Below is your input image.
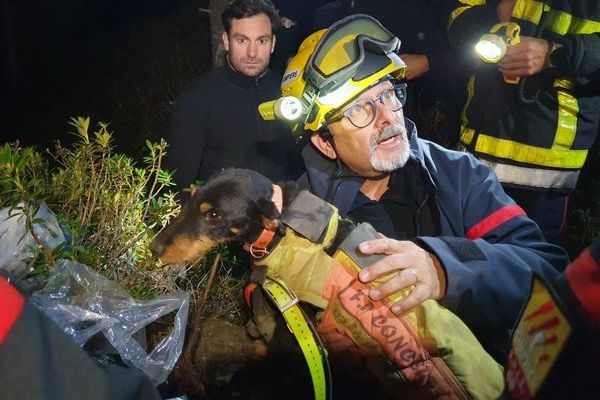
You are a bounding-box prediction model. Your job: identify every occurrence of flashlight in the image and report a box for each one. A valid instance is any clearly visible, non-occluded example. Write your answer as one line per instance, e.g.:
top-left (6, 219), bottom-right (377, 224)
top-left (475, 22), bottom-right (521, 84)
top-left (258, 96), bottom-right (303, 121)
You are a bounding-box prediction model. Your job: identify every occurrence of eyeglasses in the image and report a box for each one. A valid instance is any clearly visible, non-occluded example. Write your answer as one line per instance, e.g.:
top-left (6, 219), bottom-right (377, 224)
top-left (326, 84), bottom-right (406, 128)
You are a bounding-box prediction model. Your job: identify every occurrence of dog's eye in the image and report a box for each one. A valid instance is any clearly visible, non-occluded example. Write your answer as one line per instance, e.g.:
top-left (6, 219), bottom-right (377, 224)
top-left (205, 210), bottom-right (222, 224)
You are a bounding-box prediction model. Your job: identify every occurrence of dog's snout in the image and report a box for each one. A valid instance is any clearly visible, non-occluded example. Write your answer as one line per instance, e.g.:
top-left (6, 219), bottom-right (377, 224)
top-left (150, 239), bottom-right (166, 258)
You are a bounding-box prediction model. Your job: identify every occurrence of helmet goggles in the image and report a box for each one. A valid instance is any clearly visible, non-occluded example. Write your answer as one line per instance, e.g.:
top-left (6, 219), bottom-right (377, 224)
top-left (258, 14), bottom-right (406, 133)
top-left (305, 14), bottom-right (400, 95)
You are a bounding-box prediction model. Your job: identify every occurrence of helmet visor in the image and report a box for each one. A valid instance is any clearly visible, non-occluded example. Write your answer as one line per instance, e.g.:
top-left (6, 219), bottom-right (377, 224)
top-left (305, 14), bottom-right (400, 94)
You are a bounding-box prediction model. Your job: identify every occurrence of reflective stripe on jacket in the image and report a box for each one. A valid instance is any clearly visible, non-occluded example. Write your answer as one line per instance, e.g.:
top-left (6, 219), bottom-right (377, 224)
top-left (447, 0), bottom-right (600, 192)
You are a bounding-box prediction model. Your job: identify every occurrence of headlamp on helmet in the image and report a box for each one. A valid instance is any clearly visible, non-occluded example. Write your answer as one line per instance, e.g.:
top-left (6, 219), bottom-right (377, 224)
top-left (258, 14), bottom-right (406, 134)
top-left (258, 96), bottom-right (303, 121)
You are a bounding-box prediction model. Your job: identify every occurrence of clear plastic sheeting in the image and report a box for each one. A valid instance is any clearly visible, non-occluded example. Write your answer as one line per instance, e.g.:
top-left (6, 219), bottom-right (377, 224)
top-left (0, 202), bottom-right (65, 281)
top-left (31, 260), bottom-right (190, 386)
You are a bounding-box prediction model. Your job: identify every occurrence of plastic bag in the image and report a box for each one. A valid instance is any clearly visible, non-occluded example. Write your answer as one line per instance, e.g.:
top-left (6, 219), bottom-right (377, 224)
top-left (31, 259), bottom-right (190, 386)
top-left (0, 202), bottom-right (65, 281)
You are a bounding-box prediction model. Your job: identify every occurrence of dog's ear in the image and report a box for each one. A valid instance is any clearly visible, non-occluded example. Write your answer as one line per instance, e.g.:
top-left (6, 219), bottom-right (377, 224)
top-left (256, 197), bottom-right (283, 234)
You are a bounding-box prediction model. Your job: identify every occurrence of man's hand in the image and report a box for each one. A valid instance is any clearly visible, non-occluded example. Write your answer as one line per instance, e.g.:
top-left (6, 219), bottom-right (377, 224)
top-left (498, 36), bottom-right (550, 77)
top-left (400, 54), bottom-right (429, 80)
top-left (357, 238), bottom-right (443, 314)
top-left (496, 0), bottom-right (516, 22)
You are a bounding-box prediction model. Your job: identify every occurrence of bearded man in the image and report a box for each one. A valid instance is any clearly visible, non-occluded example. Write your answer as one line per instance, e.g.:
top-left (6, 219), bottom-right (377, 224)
top-left (271, 15), bottom-right (569, 361)
top-left (166, 0), bottom-right (303, 192)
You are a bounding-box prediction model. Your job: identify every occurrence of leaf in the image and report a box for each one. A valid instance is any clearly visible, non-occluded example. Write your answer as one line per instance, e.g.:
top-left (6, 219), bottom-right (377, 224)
top-left (0, 143), bottom-right (13, 164)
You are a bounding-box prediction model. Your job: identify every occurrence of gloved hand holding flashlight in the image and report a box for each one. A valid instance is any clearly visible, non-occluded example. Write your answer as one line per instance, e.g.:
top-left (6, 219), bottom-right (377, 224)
top-left (475, 22), bottom-right (522, 83)
top-left (476, 22), bottom-right (555, 84)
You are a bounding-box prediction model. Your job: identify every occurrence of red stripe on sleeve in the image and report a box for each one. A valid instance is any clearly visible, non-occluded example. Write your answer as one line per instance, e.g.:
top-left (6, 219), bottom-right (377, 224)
top-left (466, 204), bottom-right (527, 239)
top-left (0, 277), bottom-right (25, 345)
top-left (566, 249), bottom-right (600, 326)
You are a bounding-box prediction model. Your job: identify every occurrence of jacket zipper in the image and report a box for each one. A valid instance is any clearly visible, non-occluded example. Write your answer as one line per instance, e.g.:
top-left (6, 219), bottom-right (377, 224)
top-left (330, 181), bottom-right (343, 209)
top-left (414, 192), bottom-right (429, 236)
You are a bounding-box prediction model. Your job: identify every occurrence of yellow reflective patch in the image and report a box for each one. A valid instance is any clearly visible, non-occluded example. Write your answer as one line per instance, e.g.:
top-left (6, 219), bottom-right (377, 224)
top-left (460, 128), bottom-right (588, 168)
top-left (513, 0), bottom-right (546, 25)
top-left (569, 17), bottom-right (600, 34)
top-left (460, 125), bottom-right (475, 145)
top-left (460, 76), bottom-right (586, 169)
top-left (513, 0), bottom-right (600, 35)
top-left (506, 278), bottom-right (571, 398)
top-left (544, 10), bottom-right (573, 35)
top-left (546, 10), bottom-right (600, 35)
top-left (458, 0), bottom-right (485, 5)
top-left (553, 85), bottom-right (579, 150)
top-left (474, 134), bottom-right (588, 168)
top-left (554, 78), bottom-right (574, 91)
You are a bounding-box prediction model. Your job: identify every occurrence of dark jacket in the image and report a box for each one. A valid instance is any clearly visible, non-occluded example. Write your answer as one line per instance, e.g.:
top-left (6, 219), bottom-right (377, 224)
top-left (299, 119), bottom-right (569, 360)
top-left (0, 277), bottom-right (160, 400)
top-left (446, 0), bottom-right (600, 192)
top-left (166, 64), bottom-right (304, 191)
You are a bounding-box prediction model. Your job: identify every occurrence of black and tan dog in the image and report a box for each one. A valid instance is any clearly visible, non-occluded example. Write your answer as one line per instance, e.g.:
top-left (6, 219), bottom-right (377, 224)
top-left (151, 168), bottom-right (504, 400)
top-left (151, 168), bottom-right (307, 264)
top-left (151, 168), bottom-right (339, 399)
top-left (150, 168), bottom-right (379, 398)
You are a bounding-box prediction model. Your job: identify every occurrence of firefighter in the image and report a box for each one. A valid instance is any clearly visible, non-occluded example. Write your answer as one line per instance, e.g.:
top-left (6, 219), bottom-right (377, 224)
top-left (444, 0), bottom-right (600, 242)
top-left (254, 13), bottom-right (568, 398)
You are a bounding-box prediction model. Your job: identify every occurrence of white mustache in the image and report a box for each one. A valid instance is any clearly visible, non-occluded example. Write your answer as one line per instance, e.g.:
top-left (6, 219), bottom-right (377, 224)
top-left (372, 123), bottom-right (407, 147)
top-left (368, 122), bottom-right (410, 172)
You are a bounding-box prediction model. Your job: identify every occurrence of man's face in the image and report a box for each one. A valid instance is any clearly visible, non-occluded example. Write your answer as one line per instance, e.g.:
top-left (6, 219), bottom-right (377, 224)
top-left (320, 81), bottom-right (410, 177)
top-left (222, 13), bottom-right (275, 77)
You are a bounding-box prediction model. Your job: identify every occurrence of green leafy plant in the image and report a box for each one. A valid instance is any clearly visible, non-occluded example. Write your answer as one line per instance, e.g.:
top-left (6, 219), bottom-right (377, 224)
top-left (0, 142), bottom-right (55, 271)
top-left (1, 117), bottom-right (175, 291)
top-left (0, 118), bottom-right (245, 311)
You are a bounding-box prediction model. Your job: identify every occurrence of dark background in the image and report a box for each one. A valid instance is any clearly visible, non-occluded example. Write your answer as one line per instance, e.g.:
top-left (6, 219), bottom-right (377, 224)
top-left (1, 0), bottom-right (597, 254)
top-left (2, 0), bottom-right (211, 157)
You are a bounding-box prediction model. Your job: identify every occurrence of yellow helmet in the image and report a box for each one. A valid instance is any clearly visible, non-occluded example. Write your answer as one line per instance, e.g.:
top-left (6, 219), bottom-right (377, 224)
top-left (259, 14), bottom-right (406, 132)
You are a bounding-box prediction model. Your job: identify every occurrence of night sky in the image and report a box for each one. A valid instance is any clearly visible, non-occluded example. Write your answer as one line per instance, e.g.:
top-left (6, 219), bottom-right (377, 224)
top-left (2, 0), bottom-right (211, 157)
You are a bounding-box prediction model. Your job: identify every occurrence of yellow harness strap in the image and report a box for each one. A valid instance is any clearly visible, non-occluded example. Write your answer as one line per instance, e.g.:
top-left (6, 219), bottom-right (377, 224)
top-left (261, 277), bottom-right (331, 400)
